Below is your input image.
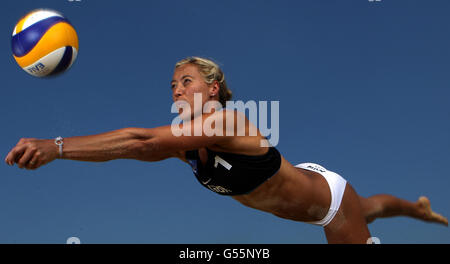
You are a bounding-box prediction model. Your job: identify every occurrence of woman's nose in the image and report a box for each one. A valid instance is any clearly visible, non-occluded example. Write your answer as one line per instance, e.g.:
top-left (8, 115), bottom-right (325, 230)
top-left (173, 85), bottom-right (184, 98)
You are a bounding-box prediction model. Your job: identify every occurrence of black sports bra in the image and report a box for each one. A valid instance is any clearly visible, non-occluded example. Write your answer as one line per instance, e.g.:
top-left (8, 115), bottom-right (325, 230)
top-left (185, 147), bottom-right (282, 196)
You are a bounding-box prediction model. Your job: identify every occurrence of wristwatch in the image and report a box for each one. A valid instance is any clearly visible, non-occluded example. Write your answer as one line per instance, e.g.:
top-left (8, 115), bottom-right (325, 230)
top-left (55, 136), bottom-right (64, 158)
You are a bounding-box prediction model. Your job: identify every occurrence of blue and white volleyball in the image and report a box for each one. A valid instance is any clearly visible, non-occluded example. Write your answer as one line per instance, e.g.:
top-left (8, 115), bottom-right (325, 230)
top-left (11, 9), bottom-right (79, 77)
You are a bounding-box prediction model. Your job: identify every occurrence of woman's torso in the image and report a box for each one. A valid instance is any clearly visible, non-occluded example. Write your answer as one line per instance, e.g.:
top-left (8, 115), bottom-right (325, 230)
top-left (178, 136), bottom-right (331, 222)
top-left (185, 145), bottom-right (282, 195)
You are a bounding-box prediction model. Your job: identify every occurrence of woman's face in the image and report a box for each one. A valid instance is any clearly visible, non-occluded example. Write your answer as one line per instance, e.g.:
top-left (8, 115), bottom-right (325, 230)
top-left (171, 64), bottom-right (217, 119)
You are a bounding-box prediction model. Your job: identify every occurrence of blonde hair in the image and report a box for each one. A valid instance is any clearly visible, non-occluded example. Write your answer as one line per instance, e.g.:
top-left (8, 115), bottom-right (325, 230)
top-left (175, 56), bottom-right (232, 106)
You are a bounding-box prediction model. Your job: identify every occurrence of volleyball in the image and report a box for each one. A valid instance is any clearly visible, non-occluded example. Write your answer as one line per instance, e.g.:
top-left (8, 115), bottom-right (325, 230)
top-left (11, 9), bottom-right (79, 77)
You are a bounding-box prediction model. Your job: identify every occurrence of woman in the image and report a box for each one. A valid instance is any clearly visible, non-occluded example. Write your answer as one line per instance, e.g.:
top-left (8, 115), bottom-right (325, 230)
top-left (5, 57), bottom-right (448, 243)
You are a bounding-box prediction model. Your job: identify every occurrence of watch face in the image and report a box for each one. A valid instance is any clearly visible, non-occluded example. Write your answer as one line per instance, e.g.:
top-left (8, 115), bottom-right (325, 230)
top-left (55, 137), bottom-right (63, 145)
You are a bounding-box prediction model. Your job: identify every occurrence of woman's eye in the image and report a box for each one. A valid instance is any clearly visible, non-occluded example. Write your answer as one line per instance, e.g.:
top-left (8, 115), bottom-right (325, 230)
top-left (183, 79), bottom-right (191, 85)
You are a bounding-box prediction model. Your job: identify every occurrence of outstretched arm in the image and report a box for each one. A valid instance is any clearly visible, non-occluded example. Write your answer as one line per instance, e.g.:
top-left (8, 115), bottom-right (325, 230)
top-left (4, 127), bottom-right (146, 169)
top-left (4, 111), bottom-right (233, 170)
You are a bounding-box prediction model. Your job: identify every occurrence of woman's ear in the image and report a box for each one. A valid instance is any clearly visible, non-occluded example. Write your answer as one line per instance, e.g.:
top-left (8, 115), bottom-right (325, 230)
top-left (210, 80), bottom-right (220, 97)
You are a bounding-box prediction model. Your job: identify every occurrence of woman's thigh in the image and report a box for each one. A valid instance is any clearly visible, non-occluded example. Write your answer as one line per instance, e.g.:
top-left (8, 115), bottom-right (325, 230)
top-left (324, 183), bottom-right (371, 244)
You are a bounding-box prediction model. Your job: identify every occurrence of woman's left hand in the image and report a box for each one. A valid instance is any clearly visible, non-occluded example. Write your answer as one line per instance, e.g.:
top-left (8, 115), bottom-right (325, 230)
top-left (4, 138), bottom-right (59, 170)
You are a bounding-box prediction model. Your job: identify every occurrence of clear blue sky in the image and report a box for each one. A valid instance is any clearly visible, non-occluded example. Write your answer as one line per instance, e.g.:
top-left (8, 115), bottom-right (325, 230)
top-left (1, 0), bottom-right (449, 244)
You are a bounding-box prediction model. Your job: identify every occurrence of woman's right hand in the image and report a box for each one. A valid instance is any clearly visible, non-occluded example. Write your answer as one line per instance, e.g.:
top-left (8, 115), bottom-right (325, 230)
top-left (4, 138), bottom-right (59, 170)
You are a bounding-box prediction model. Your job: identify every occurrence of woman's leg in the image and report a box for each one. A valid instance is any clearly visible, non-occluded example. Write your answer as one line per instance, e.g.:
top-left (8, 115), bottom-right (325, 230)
top-left (359, 194), bottom-right (448, 226)
top-left (324, 183), bottom-right (371, 244)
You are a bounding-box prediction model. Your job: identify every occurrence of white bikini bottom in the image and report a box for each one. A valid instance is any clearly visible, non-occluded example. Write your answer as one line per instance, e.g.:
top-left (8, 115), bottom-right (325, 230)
top-left (294, 163), bottom-right (347, 227)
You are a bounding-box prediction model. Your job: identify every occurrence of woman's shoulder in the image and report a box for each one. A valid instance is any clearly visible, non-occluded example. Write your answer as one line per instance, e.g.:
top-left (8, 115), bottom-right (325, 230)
top-left (171, 109), bottom-right (264, 161)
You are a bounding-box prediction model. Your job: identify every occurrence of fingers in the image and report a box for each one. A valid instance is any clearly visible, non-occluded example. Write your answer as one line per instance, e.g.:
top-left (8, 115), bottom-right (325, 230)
top-left (27, 155), bottom-right (40, 170)
top-left (5, 138), bottom-right (39, 166)
top-left (17, 147), bottom-right (37, 169)
top-left (5, 144), bottom-right (28, 166)
top-left (5, 138), bottom-right (32, 165)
